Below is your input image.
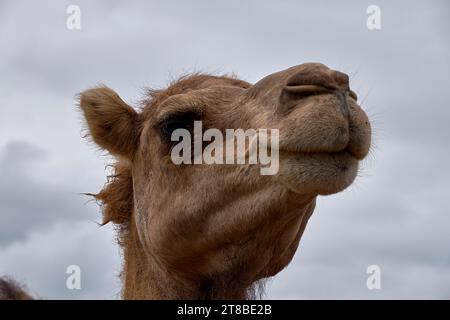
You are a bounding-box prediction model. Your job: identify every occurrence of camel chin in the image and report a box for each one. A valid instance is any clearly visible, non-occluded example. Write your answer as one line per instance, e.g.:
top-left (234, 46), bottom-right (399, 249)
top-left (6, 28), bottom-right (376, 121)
top-left (279, 151), bottom-right (359, 196)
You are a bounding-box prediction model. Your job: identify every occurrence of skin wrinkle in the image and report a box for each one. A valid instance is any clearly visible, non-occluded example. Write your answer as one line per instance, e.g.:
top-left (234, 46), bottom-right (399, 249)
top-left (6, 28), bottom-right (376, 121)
top-left (74, 62), bottom-right (371, 300)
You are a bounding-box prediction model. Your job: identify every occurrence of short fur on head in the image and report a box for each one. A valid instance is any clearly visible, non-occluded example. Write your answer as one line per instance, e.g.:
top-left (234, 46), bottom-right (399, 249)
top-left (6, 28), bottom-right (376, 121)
top-left (80, 63), bottom-right (371, 299)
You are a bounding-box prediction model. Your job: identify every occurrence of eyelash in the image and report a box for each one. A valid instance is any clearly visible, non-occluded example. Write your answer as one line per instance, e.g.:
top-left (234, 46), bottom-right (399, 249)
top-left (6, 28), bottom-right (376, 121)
top-left (157, 111), bottom-right (202, 144)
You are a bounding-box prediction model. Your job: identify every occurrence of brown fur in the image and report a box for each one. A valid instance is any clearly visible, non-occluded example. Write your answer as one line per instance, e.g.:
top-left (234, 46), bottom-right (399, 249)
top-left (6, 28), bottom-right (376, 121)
top-left (78, 63), bottom-right (371, 300)
top-left (0, 277), bottom-right (34, 300)
top-left (79, 86), bottom-right (141, 158)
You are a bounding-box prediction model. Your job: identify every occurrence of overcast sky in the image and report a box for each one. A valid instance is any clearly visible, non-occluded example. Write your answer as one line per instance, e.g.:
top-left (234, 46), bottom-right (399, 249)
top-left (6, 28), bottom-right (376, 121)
top-left (0, 0), bottom-right (449, 299)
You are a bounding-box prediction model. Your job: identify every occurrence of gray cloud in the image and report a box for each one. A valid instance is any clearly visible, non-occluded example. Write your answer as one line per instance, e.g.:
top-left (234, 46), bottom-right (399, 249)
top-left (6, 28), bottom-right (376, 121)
top-left (0, 141), bottom-right (101, 245)
top-left (0, 0), bottom-right (449, 299)
top-left (0, 141), bottom-right (121, 299)
top-left (0, 220), bottom-right (121, 299)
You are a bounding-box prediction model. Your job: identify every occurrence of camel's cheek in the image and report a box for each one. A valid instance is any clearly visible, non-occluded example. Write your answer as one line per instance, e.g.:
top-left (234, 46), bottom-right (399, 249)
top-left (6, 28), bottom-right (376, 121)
top-left (130, 153), bottom-right (159, 252)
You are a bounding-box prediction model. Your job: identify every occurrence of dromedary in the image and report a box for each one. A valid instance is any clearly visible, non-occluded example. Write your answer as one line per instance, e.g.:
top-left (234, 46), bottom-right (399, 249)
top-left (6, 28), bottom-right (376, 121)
top-left (0, 63), bottom-right (370, 300)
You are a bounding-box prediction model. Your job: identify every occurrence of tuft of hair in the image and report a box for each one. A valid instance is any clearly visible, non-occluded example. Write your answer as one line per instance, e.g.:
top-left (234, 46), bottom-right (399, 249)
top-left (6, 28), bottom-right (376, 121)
top-left (140, 73), bottom-right (251, 118)
top-left (89, 161), bottom-right (133, 247)
top-left (247, 279), bottom-right (267, 300)
top-left (0, 277), bottom-right (34, 300)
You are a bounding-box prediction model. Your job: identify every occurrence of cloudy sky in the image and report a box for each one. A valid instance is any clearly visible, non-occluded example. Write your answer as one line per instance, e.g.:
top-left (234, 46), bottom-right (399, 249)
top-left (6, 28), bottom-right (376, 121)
top-left (0, 0), bottom-right (449, 299)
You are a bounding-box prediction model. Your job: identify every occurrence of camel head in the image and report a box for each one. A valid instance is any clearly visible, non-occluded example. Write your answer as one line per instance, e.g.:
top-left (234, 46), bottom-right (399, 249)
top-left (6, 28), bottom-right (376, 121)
top-left (79, 62), bottom-right (371, 299)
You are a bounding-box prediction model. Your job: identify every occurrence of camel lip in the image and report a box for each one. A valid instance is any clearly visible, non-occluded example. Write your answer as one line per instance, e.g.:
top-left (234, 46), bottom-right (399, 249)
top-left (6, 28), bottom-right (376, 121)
top-left (279, 144), bottom-right (366, 160)
top-left (283, 85), bottom-right (358, 101)
top-left (279, 147), bottom-right (353, 158)
top-left (283, 84), bottom-right (334, 95)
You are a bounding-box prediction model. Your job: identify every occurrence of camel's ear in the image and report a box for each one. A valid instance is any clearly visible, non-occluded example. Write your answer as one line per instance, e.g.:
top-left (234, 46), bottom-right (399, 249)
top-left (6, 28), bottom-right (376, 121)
top-left (79, 86), bottom-right (140, 159)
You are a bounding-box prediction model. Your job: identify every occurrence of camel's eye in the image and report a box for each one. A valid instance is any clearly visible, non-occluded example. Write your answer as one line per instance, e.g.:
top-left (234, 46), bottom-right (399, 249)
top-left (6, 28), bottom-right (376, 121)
top-left (156, 110), bottom-right (202, 144)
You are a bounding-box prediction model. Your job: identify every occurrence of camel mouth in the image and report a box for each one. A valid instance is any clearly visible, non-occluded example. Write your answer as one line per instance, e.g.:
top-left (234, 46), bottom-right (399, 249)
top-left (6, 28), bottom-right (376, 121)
top-left (280, 148), bottom-right (362, 172)
top-left (320, 146), bottom-right (363, 161)
top-left (278, 130), bottom-right (370, 161)
top-left (279, 145), bottom-right (358, 161)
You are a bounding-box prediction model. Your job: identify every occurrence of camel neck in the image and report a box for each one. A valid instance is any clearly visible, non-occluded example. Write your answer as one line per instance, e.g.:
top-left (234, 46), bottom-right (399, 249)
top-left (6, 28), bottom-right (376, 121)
top-left (120, 195), bottom-right (316, 299)
top-left (120, 216), bottom-right (249, 299)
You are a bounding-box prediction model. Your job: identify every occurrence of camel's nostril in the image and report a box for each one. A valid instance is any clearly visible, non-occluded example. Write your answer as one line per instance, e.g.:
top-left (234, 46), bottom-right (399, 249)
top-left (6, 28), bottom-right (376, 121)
top-left (286, 71), bottom-right (337, 91)
top-left (279, 69), bottom-right (346, 112)
top-left (283, 84), bottom-right (332, 97)
top-left (285, 68), bottom-right (351, 93)
top-left (279, 85), bottom-right (334, 112)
